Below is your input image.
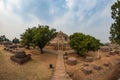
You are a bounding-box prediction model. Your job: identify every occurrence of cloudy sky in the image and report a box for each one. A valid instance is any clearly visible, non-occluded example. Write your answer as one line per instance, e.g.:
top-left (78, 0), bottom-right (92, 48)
top-left (0, 0), bottom-right (115, 43)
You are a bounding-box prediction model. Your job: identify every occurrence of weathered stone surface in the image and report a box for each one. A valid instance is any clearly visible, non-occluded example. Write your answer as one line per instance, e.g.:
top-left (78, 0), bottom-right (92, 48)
top-left (109, 50), bottom-right (116, 55)
top-left (64, 52), bottom-right (68, 56)
top-left (8, 45), bottom-right (17, 49)
top-left (63, 56), bottom-right (68, 60)
top-left (83, 63), bottom-right (89, 67)
top-left (18, 44), bottom-right (24, 48)
top-left (103, 62), bottom-right (110, 67)
top-left (85, 57), bottom-right (93, 62)
top-left (115, 50), bottom-right (120, 54)
top-left (4, 48), bottom-right (6, 50)
top-left (12, 50), bottom-right (17, 53)
top-left (82, 67), bottom-right (92, 74)
top-left (96, 55), bottom-right (101, 60)
top-left (100, 46), bottom-right (112, 52)
top-left (67, 57), bottom-right (77, 65)
top-left (9, 49), bottom-right (13, 52)
top-left (3, 41), bottom-right (12, 46)
top-left (113, 59), bottom-right (120, 65)
top-left (93, 65), bottom-right (102, 70)
top-left (15, 50), bottom-right (26, 58)
top-left (11, 55), bottom-right (31, 64)
top-left (106, 54), bottom-right (110, 57)
top-left (5, 48), bottom-right (9, 51)
top-left (10, 50), bottom-right (31, 64)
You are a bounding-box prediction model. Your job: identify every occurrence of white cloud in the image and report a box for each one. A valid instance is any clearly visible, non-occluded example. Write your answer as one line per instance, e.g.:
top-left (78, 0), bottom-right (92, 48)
top-left (0, 0), bottom-right (42, 40)
top-left (6, 0), bottom-right (21, 9)
top-left (0, 0), bottom-right (5, 12)
top-left (0, 0), bottom-right (116, 43)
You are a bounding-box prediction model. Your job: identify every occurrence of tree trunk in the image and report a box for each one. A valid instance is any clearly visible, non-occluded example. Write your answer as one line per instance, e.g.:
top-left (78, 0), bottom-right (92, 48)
top-left (26, 45), bottom-right (30, 49)
top-left (40, 48), bottom-right (44, 54)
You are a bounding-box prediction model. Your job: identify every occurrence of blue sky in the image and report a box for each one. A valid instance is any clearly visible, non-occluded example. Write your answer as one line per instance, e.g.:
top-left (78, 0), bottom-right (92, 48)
top-left (0, 0), bottom-right (115, 43)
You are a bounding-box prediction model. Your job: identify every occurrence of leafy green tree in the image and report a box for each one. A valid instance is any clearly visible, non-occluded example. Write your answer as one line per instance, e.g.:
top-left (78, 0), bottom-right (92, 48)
top-left (21, 25), bottom-right (56, 53)
top-left (0, 35), bottom-right (10, 42)
top-left (12, 37), bottom-right (19, 44)
top-left (110, 0), bottom-right (120, 44)
top-left (69, 33), bottom-right (100, 56)
top-left (33, 25), bottom-right (56, 53)
top-left (21, 27), bottom-right (36, 49)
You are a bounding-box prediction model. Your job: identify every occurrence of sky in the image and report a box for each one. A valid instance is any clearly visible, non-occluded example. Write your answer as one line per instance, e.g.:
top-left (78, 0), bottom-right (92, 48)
top-left (0, 0), bottom-right (116, 43)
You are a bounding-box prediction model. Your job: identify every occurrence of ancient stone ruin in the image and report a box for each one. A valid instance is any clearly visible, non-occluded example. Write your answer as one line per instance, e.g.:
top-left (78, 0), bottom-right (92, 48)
top-left (100, 46), bottom-right (112, 52)
top-left (93, 64), bottom-right (102, 70)
top-left (82, 67), bottom-right (92, 74)
top-left (4, 45), bottom-right (17, 52)
top-left (10, 50), bottom-right (31, 64)
top-left (49, 31), bottom-right (71, 50)
top-left (85, 57), bottom-right (94, 62)
top-left (67, 57), bottom-right (77, 65)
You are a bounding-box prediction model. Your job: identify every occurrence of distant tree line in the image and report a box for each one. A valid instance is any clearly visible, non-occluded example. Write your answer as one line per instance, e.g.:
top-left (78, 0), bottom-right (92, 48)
top-left (0, 35), bottom-right (10, 42)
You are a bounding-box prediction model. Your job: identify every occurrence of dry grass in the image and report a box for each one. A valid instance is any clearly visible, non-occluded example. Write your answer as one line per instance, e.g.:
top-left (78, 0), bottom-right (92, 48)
top-left (65, 50), bottom-right (120, 80)
top-left (0, 45), bottom-right (57, 80)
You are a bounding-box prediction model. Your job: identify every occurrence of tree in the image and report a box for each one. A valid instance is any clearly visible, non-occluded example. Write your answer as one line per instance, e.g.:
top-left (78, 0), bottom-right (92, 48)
top-left (33, 25), bottom-right (56, 53)
top-left (21, 27), bottom-right (36, 49)
top-left (12, 37), bottom-right (19, 44)
top-left (110, 0), bottom-right (120, 44)
top-left (0, 35), bottom-right (10, 42)
top-left (20, 25), bottom-right (56, 53)
top-left (69, 33), bottom-right (100, 56)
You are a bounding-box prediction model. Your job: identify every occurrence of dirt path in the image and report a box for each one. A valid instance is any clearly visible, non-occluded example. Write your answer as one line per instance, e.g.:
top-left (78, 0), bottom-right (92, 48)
top-left (51, 50), bottom-right (72, 80)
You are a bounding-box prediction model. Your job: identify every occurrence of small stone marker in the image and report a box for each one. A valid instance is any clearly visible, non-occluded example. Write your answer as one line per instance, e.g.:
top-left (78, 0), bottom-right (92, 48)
top-left (67, 57), bottom-right (77, 65)
top-left (63, 56), bottom-right (68, 60)
top-left (93, 65), bottom-right (102, 70)
top-left (83, 63), bottom-right (89, 67)
top-left (109, 51), bottom-right (116, 55)
top-left (82, 67), bottom-right (92, 74)
top-left (85, 57), bottom-right (93, 62)
top-left (103, 62), bottom-right (110, 67)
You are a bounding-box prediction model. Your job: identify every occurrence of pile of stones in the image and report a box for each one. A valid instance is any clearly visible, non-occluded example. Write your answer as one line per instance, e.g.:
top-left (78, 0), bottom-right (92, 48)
top-left (10, 50), bottom-right (31, 64)
top-left (4, 45), bottom-right (17, 53)
top-left (107, 49), bottom-right (120, 57)
top-left (82, 63), bottom-right (103, 75)
top-left (100, 46), bottom-right (112, 52)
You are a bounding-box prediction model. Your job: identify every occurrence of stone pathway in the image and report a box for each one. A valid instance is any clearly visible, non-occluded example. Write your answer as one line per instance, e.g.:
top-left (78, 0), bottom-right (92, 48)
top-left (51, 50), bottom-right (72, 80)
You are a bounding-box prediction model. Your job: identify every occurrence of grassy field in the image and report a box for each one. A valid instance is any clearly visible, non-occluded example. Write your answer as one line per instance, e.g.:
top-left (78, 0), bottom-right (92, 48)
top-left (0, 45), bottom-right (57, 80)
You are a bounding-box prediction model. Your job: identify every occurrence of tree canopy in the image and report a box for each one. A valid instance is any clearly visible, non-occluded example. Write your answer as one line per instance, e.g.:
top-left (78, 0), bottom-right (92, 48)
top-left (110, 0), bottom-right (120, 44)
top-left (12, 37), bottom-right (19, 44)
top-left (69, 33), bottom-right (100, 56)
top-left (21, 27), bottom-right (36, 48)
top-left (21, 25), bottom-right (56, 53)
top-left (0, 35), bottom-right (10, 42)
